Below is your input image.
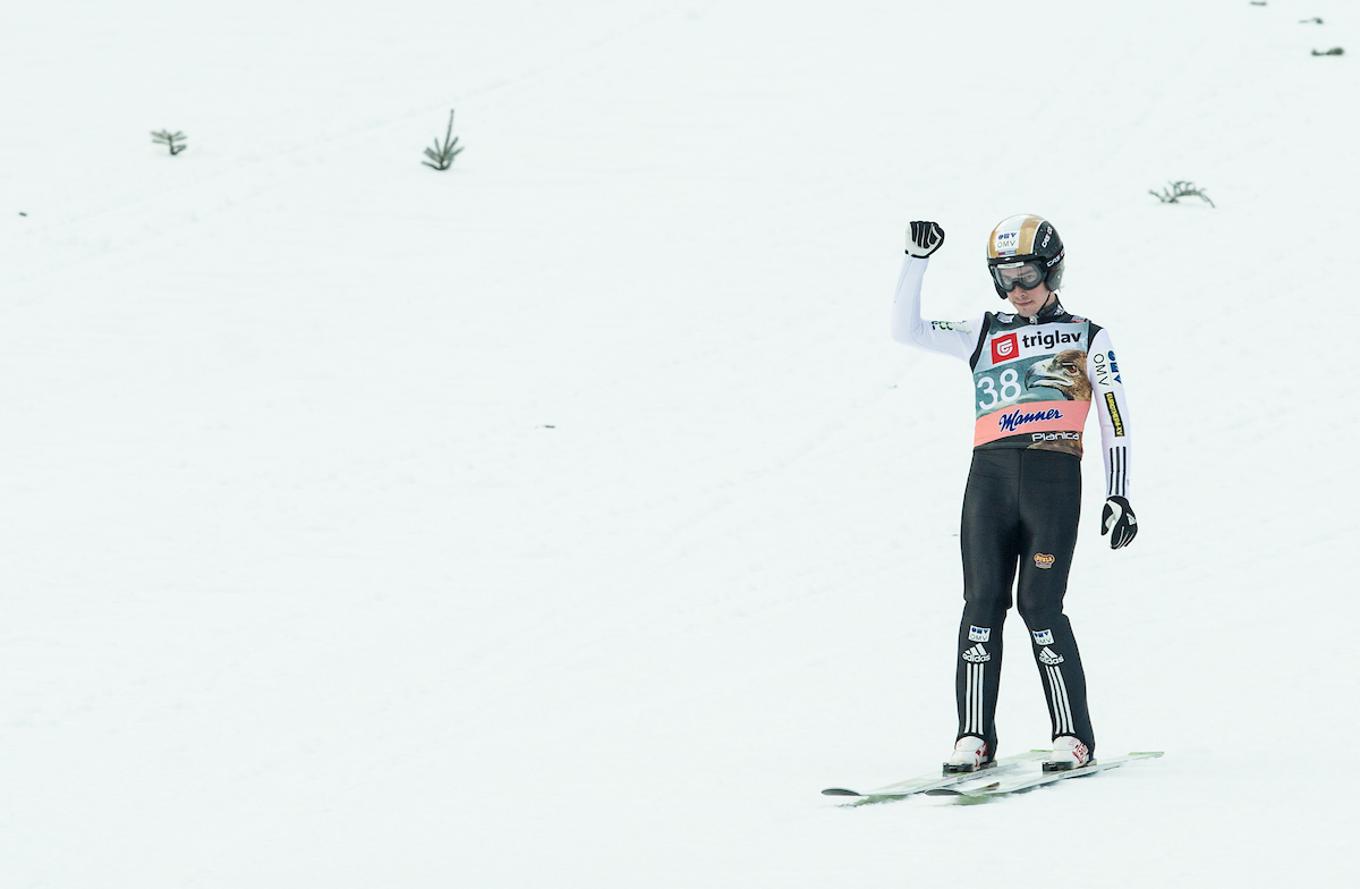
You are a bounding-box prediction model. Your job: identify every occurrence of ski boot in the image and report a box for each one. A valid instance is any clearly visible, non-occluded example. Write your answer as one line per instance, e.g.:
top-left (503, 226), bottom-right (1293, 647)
top-left (943, 736), bottom-right (992, 774)
top-left (1042, 735), bottom-right (1092, 772)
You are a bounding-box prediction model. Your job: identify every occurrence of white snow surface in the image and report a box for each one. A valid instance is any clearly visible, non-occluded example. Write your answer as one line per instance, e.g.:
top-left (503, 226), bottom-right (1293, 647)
top-left (2, 1), bottom-right (1357, 886)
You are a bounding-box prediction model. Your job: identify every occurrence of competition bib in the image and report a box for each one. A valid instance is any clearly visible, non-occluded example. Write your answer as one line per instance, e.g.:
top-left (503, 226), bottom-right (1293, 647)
top-left (971, 317), bottom-right (1093, 455)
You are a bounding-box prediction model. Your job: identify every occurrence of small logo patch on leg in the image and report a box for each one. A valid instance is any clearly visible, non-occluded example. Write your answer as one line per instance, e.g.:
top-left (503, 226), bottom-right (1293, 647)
top-left (1032, 629), bottom-right (1055, 645)
top-left (962, 644), bottom-right (991, 663)
top-left (1033, 552), bottom-right (1056, 569)
top-left (968, 625), bottom-right (991, 642)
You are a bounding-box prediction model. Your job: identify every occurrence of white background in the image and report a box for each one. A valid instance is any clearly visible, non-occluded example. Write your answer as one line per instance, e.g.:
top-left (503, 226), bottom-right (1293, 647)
top-left (2, 1), bottom-right (1356, 886)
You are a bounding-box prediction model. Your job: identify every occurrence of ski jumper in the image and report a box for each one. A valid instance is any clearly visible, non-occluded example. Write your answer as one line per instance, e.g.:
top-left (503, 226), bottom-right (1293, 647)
top-left (890, 255), bottom-right (1134, 757)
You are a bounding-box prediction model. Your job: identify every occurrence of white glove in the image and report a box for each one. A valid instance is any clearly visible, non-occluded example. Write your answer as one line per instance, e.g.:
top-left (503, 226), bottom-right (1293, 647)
top-left (906, 220), bottom-right (945, 258)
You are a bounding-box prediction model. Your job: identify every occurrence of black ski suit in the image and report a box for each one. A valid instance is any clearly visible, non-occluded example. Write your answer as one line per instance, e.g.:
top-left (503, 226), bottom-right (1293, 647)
top-left (891, 256), bottom-right (1134, 758)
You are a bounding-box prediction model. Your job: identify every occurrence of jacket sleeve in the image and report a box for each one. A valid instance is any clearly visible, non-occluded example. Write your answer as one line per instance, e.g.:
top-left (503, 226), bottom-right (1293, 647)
top-left (1086, 327), bottom-right (1132, 499)
top-left (890, 256), bottom-right (984, 361)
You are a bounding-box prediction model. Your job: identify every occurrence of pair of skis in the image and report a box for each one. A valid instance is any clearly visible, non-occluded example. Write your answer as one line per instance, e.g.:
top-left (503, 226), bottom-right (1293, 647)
top-left (822, 750), bottom-right (1162, 804)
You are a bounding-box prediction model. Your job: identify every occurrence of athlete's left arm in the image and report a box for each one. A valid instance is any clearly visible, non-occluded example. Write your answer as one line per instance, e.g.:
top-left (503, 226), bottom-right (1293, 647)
top-left (1086, 327), bottom-right (1138, 549)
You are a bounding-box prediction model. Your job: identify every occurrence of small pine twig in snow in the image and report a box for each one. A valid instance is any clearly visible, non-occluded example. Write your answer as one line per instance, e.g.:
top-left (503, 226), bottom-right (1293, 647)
top-left (1148, 180), bottom-right (1215, 208)
top-left (151, 129), bottom-right (188, 156)
top-left (422, 110), bottom-right (464, 171)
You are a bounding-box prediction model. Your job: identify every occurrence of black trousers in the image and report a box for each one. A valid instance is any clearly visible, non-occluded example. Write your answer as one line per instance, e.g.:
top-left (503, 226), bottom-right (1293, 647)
top-left (955, 448), bottom-right (1095, 756)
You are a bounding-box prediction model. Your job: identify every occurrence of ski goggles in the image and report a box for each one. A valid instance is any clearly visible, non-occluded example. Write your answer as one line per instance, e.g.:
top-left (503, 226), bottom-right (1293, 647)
top-left (990, 259), bottom-right (1047, 292)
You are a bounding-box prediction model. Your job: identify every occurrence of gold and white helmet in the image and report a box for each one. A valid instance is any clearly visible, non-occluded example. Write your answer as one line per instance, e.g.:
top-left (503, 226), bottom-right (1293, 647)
top-left (985, 214), bottom-right (1066, 298)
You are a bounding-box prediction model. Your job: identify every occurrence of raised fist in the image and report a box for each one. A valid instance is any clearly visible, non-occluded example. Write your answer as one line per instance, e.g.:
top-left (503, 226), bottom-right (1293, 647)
top-left (906, 221), bottom-right (945, 258)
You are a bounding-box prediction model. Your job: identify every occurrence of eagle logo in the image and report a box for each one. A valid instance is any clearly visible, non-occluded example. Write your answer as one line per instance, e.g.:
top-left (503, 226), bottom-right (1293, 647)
top-left (1024, 349), bottom-right (1091, 401)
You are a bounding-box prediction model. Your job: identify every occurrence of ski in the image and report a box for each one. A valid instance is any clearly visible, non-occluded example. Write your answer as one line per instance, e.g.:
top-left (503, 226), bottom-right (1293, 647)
top-left (822, 749), bottom-right (1050, 801)
top-left (924, 750), bottom-right (1164, 798)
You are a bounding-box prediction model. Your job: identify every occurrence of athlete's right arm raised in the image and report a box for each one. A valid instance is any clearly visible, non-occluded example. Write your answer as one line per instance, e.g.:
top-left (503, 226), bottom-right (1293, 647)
top-left (890, 221), bottom-right (984, 361)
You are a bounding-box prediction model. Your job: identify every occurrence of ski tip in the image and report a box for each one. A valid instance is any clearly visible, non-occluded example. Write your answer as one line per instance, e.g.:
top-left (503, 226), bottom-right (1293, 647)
top-left (1129, 751), bottom-right (1165, 758)
top-left (821, 788), bottom-right (862, 797)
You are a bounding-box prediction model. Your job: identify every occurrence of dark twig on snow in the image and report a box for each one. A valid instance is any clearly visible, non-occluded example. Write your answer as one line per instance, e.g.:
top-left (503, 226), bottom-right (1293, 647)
top-left (151, 129), bottom-right (187, 156)
top-left (1310, 47), bottom-right (1344, 56)
top-left (422, 110), bottom-right (464, 171)
top-left (1148, 180), bottom-right (1215, 208)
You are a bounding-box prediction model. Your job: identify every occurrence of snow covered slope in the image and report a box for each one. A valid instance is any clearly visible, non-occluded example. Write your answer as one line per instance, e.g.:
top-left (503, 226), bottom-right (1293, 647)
top-left (1, 1), bottom-right (1355, 886)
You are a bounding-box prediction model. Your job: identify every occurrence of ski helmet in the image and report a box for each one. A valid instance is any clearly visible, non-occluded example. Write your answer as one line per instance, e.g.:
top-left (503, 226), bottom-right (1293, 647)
top-left (985, 214), bottom-right (1065, 298)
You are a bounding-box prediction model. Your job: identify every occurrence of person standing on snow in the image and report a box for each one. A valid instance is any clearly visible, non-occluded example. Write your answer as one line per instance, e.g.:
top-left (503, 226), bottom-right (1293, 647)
top-left (890, 216), bottom-right (1138, 773)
